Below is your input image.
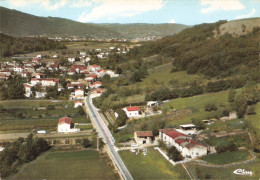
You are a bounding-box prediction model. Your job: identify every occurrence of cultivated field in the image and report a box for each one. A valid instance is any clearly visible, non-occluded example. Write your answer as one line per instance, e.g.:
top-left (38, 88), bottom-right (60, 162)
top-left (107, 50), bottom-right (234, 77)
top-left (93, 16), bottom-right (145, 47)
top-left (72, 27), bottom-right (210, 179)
top-left (0, 100), bottom-right (90, 132)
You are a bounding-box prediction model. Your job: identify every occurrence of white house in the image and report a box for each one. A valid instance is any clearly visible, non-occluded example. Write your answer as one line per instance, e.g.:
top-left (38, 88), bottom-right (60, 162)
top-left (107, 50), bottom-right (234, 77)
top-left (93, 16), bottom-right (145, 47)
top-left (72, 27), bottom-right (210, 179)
top-left (134, 131), bottom-right (153, 145)
top-left (74, 101), bottom-right (83, 108)
top-left (89, 64), bottom-right (101, 72)
top-left (90, 81), bottom-right (102, 89)
top-left (89, 88), bottom-right (105, 98)
top-left (68, 57), bottom-right (76, 63)
top-left (80, 52), bottom-right (86, 56)
top-left (75, 89), bottom-right (84, 100)
top-left (24, 83), bottom-right (33, 97)
top-left (123, 106), bottom-right (141, 118)
top-left (57, 117), bottom-right (80, 133)
top-left (159, 129), bottom-right (208, 159)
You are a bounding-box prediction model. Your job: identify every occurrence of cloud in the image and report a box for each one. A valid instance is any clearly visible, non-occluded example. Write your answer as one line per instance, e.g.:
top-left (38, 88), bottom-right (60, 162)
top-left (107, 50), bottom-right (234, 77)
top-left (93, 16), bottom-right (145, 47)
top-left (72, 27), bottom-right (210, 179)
top-left (78, 0), bottom-right (167, 22)
top-left (8, 0), bottom-right (68, 10)
top-left (169, 18), bottom-right (176, 23)
top-left (235, 8), bottom-right (256, 19)
top-left (200, 0), bottom-right (245, 14)
top-left (70, 0), bottom-right (92, 8)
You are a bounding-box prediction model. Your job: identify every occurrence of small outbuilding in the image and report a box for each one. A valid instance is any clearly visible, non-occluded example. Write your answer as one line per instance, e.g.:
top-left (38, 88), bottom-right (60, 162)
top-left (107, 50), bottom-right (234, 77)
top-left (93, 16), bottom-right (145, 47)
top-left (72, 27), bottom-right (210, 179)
top-left (134, 131), bottom-right (153, 145)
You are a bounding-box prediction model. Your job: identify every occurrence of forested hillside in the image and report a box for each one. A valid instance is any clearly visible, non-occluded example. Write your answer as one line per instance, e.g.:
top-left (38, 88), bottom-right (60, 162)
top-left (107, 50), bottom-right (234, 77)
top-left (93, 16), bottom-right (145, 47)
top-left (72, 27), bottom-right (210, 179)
top-left (125, 19), bottom-right (260, 79)
top-left (0, 6), bottom-right (187, 39)
top-left (0, 33), bottom-right (66, 57)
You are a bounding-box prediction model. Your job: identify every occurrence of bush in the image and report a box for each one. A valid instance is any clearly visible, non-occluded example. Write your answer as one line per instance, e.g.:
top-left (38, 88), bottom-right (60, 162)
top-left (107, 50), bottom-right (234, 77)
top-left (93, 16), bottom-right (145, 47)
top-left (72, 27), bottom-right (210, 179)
top-left (46, 105), bottom-right (55, 110)
top-left (204, 103), bottom-right (218, 111)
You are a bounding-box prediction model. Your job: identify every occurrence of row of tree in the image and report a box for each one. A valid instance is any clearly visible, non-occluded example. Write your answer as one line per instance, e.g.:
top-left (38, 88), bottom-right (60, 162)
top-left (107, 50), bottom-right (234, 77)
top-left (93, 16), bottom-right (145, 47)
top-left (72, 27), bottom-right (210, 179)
top-left (0, 134), bottom-right (50, 178)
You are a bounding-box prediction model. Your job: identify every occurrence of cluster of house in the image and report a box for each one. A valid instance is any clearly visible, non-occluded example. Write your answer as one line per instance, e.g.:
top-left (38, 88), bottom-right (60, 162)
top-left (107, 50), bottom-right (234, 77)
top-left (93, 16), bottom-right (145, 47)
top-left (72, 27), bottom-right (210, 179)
top-left (134, 124), bottom-right (209, 159)
top-left (0, 51), bottom-right (120, 101)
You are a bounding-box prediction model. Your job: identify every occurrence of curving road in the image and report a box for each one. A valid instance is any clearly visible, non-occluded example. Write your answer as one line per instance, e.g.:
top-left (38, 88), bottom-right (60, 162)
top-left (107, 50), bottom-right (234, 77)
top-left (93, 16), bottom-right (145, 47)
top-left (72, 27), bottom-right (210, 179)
top-left (85, 96), bottom-right (133, 180)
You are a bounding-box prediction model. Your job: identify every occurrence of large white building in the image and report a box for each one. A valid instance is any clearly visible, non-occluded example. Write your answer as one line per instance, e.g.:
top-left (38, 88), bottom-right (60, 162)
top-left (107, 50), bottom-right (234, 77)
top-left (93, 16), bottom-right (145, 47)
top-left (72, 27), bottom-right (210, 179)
top-left (159, 129), bottom-right (208, 159)
top-left (57, 117), bottom-right (80, 133)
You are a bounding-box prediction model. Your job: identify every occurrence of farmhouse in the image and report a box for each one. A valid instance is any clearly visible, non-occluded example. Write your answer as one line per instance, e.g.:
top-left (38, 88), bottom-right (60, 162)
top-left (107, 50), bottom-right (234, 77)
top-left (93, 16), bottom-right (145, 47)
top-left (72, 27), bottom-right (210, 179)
top-left (134, 131), bottom-right (153, 145)
top-left (159, 129), bottom-right (208, 159)
top-left (123, 106), bottom-right (141, 118)
top-left (57, 117), bottom-right (80, 133)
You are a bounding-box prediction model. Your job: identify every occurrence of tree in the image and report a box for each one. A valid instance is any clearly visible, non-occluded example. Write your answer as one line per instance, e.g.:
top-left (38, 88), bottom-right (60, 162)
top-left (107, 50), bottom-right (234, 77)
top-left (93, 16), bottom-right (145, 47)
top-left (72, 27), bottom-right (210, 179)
top-left (115, 109), bottom-right (128, 127)
top-left (228, 89), bottom-right (236, 103)
top-left (77, 106), bottom-right (85, 115)
top-left (192, 118), bottom-right (205, 130)
top-left (81, 138), bottom-right (91, 148)
top-left (166, 146), bottom-right (184, 161)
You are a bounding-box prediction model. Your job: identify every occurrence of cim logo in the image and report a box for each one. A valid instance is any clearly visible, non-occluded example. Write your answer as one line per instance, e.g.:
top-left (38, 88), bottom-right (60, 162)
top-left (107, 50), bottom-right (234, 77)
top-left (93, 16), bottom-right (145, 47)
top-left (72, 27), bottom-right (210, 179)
top-left (233, 169), bottom-right (253, 176)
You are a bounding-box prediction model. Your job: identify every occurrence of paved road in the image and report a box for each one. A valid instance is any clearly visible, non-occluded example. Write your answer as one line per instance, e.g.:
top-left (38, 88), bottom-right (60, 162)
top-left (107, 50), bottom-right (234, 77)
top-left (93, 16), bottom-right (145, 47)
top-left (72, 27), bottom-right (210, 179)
top-left (85, 96), bottom-right (133, 180)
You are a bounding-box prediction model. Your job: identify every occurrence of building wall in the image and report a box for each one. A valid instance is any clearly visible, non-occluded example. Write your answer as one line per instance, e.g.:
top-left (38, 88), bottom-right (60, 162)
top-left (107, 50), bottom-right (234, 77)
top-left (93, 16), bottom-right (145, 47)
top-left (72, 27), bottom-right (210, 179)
top-left (58, 123), bottom-right (71, 132)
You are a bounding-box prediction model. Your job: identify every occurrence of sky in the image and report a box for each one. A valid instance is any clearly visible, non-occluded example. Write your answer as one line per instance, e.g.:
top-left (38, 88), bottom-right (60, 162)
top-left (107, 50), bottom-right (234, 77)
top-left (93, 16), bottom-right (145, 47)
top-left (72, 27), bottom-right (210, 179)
top-left (0, 0), bottom-right (259, 25)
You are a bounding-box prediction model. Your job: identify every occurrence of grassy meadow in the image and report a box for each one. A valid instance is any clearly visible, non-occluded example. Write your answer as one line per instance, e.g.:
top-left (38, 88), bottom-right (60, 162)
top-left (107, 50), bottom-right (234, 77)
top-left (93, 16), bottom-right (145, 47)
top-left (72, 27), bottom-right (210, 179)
top-left (13, 151), bottom-right (117, 180)
top-left (201, 150), bottom-right (251, 165)
top-left (119, 149), bottom-right (188, 180)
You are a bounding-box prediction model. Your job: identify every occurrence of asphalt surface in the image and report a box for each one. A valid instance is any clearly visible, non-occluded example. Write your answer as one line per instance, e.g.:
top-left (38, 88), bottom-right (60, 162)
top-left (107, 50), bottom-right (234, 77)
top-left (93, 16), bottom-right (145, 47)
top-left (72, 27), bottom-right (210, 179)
top-left (85, 96), bottom-right (133, 180)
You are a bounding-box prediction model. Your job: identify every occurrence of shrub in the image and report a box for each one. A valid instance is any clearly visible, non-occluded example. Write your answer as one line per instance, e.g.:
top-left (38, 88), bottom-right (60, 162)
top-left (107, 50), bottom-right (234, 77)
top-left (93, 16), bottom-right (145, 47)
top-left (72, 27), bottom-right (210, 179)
top-left (204, 103), bottom-right (218, 111)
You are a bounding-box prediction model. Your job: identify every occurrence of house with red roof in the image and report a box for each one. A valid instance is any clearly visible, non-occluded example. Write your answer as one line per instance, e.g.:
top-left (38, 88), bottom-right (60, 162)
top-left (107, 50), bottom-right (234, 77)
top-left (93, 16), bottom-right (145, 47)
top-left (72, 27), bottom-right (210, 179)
top-left (57, 117), bottom-right (80, 133)
top-left (123, 106), bottom-right (141, 118)
top-left (89, 64), bottom-right (101, 72)
top-left (24, 83), bottom-right (33, 97)
top-left (159, 129), bottom-right (208, 159)
top-left (90, 81), bottom-right (102, 89)
top-left (74, 101), bottom-right (83, 108)
top-left (134, 131), bottom-right (153, 145)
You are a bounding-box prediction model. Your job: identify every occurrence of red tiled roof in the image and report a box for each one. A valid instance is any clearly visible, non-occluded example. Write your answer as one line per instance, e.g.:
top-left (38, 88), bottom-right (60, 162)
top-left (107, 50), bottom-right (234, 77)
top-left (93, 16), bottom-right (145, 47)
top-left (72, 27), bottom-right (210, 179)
top-left (175, 138), bottom-right (187, 145)
top-left (185, 139), bottom-right (207, 149)
top-left (126, 106), bottom-right (140, 112)
top-left (58, 117), bottom-right (72, 125)
top-left (166, 129), bottom-right (187, 140)
top-left (136, 131), bottom-right (153, 137)
top-left (92, 81), bottom-right (102, 85)
top-left (74, 101), bottom-right (82, 104)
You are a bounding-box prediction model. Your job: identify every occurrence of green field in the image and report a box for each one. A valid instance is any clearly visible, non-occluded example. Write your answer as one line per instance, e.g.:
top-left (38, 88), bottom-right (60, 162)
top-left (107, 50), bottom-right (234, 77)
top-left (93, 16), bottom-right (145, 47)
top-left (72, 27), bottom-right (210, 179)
top-left (247, 103), bottom-right (260, 139)
top-left (119, 149), bottom-right (188, 179)
top-left (13, 151), bottom-right (117, 180)
top-left (0, 100), bottom-right (90, 132)
top-left (128, 64), bottom-right (206, 90)
top-left (163, 90), bottom-right (229, 126)
top-left (201, 150), bottom-right (251, 165)
top-left (186, 158), bottom-right (260, 179)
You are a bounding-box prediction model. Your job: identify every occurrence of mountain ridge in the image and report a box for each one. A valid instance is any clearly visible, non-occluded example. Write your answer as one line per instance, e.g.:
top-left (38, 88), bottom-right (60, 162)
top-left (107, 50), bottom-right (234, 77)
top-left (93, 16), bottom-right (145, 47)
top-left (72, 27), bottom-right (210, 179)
top-left (0, 6), bottom-right (188, 39)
